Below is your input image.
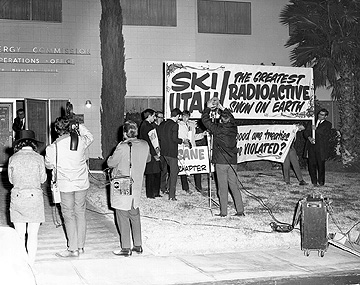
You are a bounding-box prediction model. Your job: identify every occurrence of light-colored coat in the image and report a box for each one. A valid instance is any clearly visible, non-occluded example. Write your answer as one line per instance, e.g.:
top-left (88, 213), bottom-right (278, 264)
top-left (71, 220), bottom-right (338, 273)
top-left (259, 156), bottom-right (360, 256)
top-left (8, 147), bottom-right (47, 192)
top-left (45, 124), bottom-right (94, 192)
top-left (107, 138), bottom-right (150, 211)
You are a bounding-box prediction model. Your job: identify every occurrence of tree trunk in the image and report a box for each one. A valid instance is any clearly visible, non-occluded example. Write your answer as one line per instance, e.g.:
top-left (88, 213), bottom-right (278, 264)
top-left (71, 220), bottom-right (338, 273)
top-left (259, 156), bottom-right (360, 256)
top-left (100, 0), bottom-right (126, 159)
top-left (337, 62), bottom-right (359, 164)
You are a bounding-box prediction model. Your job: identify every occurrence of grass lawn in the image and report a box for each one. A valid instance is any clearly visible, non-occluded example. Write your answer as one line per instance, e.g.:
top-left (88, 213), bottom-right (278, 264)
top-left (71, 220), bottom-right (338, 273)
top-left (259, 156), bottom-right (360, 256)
top-left (87, 162), bottom-right (360, 256)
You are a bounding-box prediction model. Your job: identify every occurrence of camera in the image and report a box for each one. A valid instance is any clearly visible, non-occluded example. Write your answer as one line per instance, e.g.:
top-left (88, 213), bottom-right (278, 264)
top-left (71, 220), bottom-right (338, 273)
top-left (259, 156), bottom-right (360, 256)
top-left (65, 102), bottom-right (80, 134)
top-left (65, 102), bottom-right (80, 151)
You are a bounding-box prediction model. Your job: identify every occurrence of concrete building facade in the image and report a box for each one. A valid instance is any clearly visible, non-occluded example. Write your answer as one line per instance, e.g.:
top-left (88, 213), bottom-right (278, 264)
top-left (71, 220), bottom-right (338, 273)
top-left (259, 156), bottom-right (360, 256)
top-left (0, 0), bottom-right (331, 163)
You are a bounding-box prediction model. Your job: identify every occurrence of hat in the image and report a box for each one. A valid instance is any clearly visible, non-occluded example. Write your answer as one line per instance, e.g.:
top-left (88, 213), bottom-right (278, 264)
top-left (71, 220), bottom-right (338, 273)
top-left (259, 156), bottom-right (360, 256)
top-left (13, 130), bottom-right (42, 146)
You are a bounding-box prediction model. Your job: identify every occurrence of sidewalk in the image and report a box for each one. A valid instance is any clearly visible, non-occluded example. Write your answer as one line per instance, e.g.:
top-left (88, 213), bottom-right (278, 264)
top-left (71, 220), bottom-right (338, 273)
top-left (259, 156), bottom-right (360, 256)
top-left (1, 172), bottom-right (360, 285)
top-left (32, 245), bottom-right (360, 285)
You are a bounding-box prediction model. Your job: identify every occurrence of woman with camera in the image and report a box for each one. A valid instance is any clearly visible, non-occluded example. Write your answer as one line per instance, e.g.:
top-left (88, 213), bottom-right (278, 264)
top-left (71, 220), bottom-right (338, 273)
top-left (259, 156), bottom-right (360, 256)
top-left (45, 116), bottom-right (93, 258)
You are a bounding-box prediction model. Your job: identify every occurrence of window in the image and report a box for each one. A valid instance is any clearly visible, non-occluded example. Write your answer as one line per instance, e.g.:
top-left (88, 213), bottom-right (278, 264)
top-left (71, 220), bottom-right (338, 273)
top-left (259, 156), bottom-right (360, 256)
top-left (120, 0), bottom-right (176, 27)
top-left (0, 0), bottom-right (62, 22)
top-left (198, 0), bottom-right (251, 35)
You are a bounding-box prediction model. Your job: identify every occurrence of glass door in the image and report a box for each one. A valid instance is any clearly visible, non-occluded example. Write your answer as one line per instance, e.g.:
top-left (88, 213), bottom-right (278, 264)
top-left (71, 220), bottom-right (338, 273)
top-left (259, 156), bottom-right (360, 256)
top-left (0, 100), bottom-right (16, 167)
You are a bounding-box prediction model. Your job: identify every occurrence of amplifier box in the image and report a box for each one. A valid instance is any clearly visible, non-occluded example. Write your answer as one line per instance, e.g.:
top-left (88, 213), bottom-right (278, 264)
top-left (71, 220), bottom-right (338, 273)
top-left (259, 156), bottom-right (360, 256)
top-left (300, 196), bottom-right (328, 257)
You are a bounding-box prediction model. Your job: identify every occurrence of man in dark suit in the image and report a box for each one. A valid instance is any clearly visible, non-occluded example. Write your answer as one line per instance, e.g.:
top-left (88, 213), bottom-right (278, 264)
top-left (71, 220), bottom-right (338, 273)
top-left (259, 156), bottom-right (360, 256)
top-left (139, 109), bottom-right (161, 199)
top-left (157, 108), bottom-right (188, 200)
top-left (12, 108), bottom-right (26, 140)
top-left (304, 108), bottom-right (332, 186)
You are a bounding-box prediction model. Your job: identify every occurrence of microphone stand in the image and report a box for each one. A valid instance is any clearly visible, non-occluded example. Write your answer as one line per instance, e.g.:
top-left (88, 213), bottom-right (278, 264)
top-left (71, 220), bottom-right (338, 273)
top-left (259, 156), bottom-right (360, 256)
top-left (195, 109), bottom-right (219, 213)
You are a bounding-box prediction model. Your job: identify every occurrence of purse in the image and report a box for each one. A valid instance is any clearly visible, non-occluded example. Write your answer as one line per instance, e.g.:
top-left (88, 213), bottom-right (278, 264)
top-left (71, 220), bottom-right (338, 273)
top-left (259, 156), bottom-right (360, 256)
top-left (110, 142), bottom-right (133, 197)
top-left (51, 142), bottom-right (61, 204)
top-left (111, 176), bottom-right (132, 196)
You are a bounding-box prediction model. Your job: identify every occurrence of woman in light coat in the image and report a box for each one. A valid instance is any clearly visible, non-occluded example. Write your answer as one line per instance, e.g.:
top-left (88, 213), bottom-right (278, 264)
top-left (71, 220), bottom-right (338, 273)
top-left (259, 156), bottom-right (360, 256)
top-left (8, 130), bottom-right (47, 267)
top-left (107, 121), bottom-right (150, 256)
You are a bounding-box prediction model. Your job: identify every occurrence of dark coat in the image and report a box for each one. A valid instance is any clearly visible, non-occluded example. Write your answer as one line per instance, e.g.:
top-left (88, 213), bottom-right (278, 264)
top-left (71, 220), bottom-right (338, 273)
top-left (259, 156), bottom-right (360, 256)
top-left (12, 117), bottom-right (25, 140)
top-left (303, 119), bottom-right (332, 161)
top-left (12, 117), bottom-right (24, 132)
top-left (139, 120), bottom-right (161, 174)
top-left (157, 119), bottom-right (182, 158)
top-left (201, 107), bottom-right (238, 165)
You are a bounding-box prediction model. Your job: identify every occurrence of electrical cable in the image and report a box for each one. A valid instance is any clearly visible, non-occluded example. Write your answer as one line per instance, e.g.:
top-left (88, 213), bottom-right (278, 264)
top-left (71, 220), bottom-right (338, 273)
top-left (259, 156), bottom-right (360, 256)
top-left (45, 165), bottom-right (111, 227)
top-left (328, 205), bottom-right (360, 250)
top-left (213, 135), bottom-right (294, 232)
top-left (201, 108), bottom-right (294, 231)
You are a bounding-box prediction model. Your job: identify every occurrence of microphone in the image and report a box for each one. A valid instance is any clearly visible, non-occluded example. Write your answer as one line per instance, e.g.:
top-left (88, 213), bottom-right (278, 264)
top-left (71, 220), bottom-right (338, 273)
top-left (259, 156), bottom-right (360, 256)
top-left (127, 141), bottom-right (132, 147)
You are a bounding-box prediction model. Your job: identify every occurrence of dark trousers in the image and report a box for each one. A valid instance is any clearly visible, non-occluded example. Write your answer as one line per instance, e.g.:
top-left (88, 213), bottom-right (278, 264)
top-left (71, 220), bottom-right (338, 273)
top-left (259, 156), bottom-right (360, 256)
top-left (180, 175), bottom-right (189, 191)
top-left (180, 174), bottom-right (203, 192)
top-left (282, 147), bottom-right (304, 183)
top-left (145, 173), bottom-right (161, 198)
top-left (115, 206), bottom-right (142, 249)
top-left (308, 147), bottom-right (326, 185)
top-left (160, 156), bottom-right (168, 193)
top-left (194, 174), bottom-right (202, 191)
top-left (163, 156), bottom-right (179, 199)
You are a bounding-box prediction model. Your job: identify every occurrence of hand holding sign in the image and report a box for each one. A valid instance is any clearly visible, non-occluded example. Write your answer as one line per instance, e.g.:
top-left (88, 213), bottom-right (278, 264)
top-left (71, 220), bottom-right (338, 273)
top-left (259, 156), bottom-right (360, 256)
top-left (296, 124), bottom-right (305, 131)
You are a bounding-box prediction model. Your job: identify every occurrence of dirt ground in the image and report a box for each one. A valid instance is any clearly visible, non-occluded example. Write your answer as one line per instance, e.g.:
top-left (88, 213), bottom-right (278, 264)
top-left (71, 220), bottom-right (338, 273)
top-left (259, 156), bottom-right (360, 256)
top-left (86, 168), bottom-right (360, 256)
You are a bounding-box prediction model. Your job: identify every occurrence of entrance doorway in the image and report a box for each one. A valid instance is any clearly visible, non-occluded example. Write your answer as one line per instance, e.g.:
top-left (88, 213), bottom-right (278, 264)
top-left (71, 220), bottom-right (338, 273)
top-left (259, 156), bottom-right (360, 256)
top-left (0, 99), bottom-right (68, 168)
top-left (0, 100), bottom-right (16, 167)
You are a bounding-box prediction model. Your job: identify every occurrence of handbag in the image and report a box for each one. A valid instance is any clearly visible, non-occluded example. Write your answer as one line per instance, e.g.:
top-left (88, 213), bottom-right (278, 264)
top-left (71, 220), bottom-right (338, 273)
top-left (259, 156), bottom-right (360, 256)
top-left (111, 175), bottom-right (132, 196)
top-left (110, 142), bottom-right (133, 197)
top-left (51, 142), bottom-right (61, 204)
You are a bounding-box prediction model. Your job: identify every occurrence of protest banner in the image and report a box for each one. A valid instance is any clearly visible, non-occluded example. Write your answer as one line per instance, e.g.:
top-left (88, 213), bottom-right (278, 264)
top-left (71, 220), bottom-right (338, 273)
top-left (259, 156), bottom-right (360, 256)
top-left (164, 61), bottom-right (314, 120)
top-left (178, 146), bottom-right (211, 175)
top-left (148, 129), bottom-right (159, 151)
top-left (237, 124), bottom-right (298, 163)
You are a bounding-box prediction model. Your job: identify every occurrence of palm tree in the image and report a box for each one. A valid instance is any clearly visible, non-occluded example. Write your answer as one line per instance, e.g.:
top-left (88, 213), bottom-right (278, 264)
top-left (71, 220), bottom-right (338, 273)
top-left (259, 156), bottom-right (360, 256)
top-left (280, 0), bottom-right (360, 165)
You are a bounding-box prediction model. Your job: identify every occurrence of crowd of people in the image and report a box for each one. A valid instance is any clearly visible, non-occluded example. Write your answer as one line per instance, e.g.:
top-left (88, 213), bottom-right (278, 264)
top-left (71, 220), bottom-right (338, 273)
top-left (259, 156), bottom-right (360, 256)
top-left (7, 101), bottom-right (332, 264)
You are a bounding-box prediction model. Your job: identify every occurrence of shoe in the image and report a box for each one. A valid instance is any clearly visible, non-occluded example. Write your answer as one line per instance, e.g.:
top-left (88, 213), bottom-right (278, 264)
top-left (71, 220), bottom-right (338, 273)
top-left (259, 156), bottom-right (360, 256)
top-left (169, 197), bottom-right (177, 201)
top-left (299, 180), bottom-right (308, 186)
top-left (113, 248), bottom-right (132, 257)
top-left (233, 212), bottom-right (245, 217)
top-left (319, 183), bottom-right (324, 186)
top-left (285, 182), bottom-right (290, 185)
top-left (132, 246), bottom-right (143, 254)
top-left (155, 194), bottom-right (162, 197)
top-left (56, 249), bottom-right (79, 258)
top-left (313, 183), bottom-right (319, 187)
top-left (161, 190), bottom-right (169, 194)
top-left (215, 213), bottom-right (226, 217)
top-left (78, 248), bottom-right (84, 254)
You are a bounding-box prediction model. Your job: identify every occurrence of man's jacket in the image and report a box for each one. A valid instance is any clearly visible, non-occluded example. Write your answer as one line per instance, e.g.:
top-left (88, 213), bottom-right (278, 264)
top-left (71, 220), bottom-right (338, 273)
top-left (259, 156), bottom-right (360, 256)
top-left (201, 107), bottom-right (238, 165)
top-left (157, 119), bottom-right (182, 158)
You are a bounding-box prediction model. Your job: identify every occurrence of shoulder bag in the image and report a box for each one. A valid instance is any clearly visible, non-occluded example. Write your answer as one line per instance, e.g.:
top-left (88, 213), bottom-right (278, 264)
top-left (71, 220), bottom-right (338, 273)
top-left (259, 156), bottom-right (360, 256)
top-left (51, 142), bottom-right (61, 203)
top-left (110, 142), bottom-right (133, 196)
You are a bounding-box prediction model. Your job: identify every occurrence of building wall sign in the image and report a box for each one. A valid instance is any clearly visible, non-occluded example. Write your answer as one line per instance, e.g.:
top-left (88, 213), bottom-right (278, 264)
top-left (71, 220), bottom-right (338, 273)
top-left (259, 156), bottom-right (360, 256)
top-left (0, 44), bottom-right (90, 73)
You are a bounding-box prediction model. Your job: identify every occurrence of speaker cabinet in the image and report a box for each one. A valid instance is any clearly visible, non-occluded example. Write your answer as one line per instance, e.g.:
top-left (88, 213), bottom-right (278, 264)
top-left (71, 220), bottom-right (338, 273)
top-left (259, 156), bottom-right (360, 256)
top-left (301, 196), bottom-right (328, 257)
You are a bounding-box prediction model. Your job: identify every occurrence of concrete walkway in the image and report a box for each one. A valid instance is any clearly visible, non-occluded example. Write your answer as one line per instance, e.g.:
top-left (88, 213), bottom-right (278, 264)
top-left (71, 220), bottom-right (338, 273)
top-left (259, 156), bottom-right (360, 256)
top-left (1, 173), bottom-right (360, 285)
top-left (32, 246), bottom-right (360, 284)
